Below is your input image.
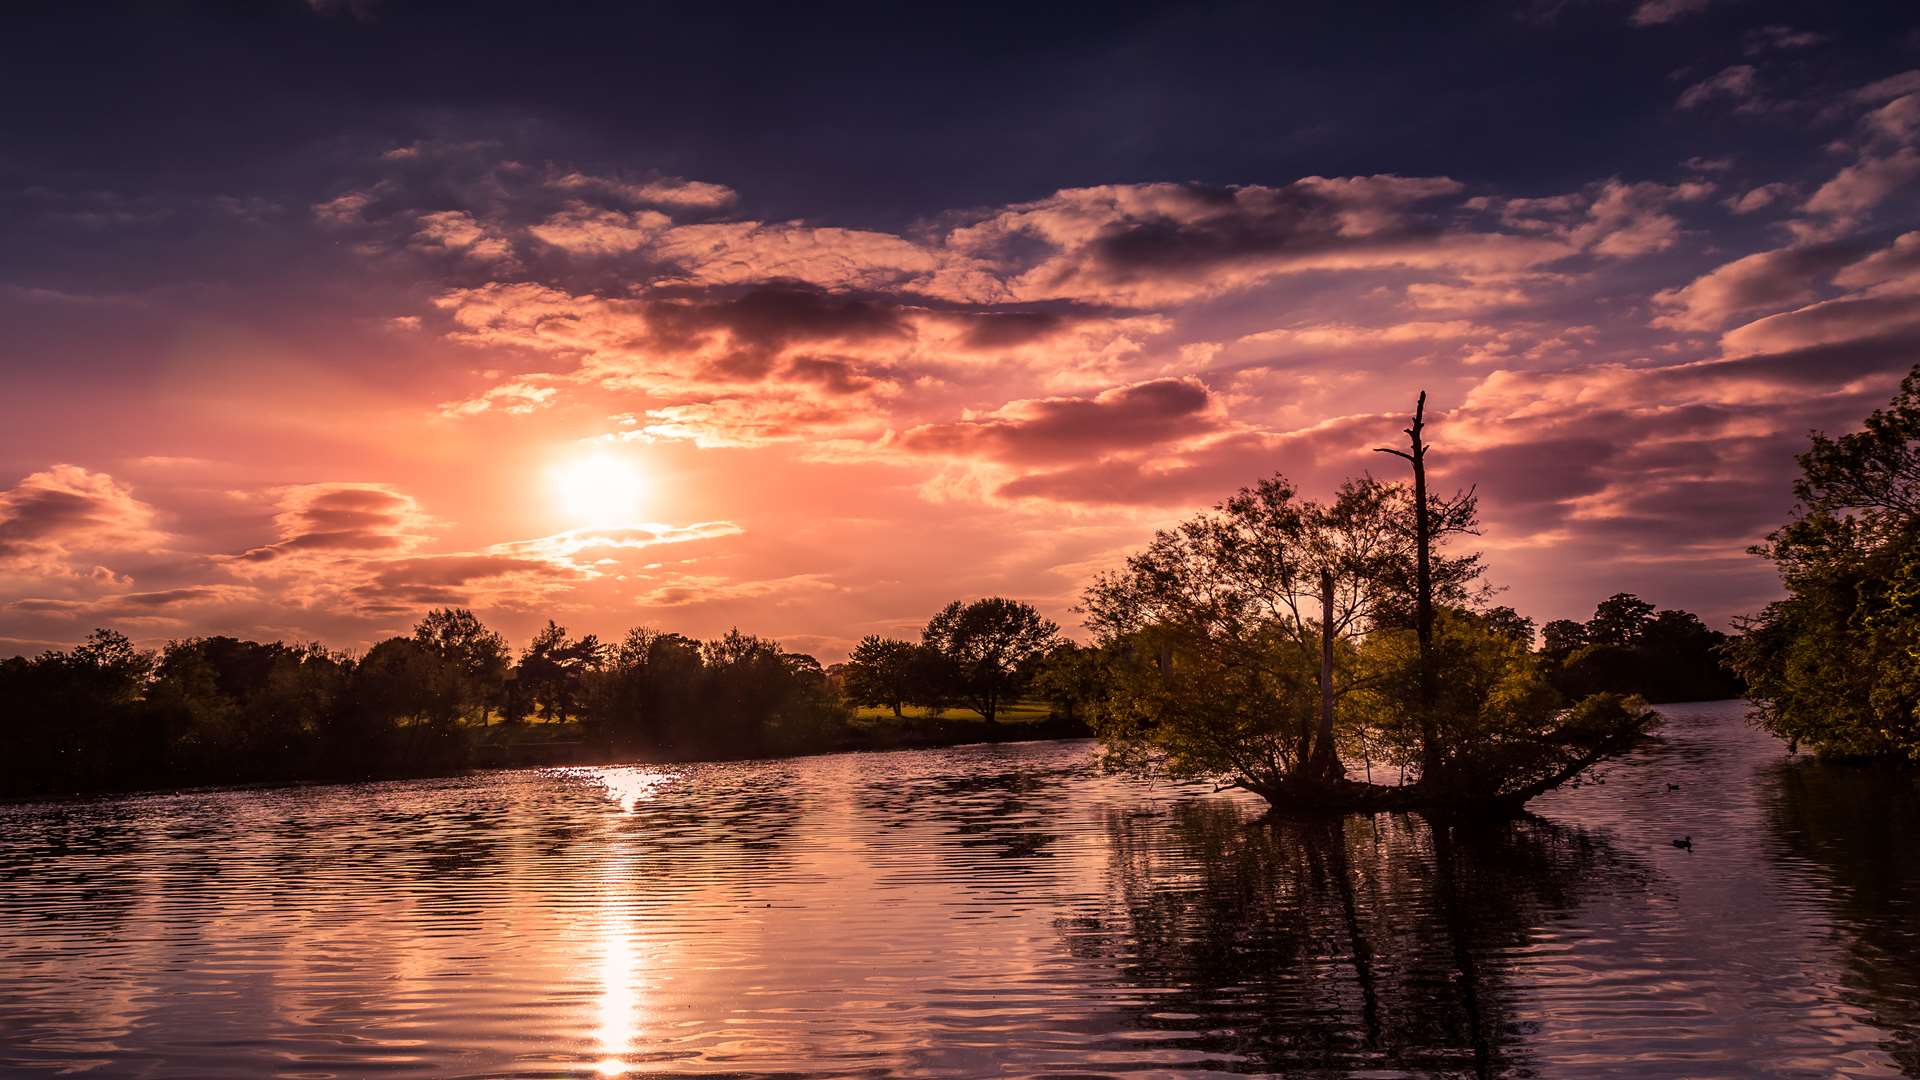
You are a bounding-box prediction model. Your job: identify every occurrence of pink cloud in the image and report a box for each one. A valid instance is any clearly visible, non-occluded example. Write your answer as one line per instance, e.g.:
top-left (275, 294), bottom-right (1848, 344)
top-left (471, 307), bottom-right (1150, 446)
top-left (0, 465), bottom-right (165, 579)
top-left (899, 377), bottom-right (1222, 465)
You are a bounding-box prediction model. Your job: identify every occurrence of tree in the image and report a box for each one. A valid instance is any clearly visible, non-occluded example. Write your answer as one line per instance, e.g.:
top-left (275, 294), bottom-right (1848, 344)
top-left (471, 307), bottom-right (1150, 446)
top-left (411, 608), bottom-right (509, 722)
top-left (842, 635), bottom-right (921, 717)
top-left (1540, 619), bottom-right (1588, 662)
top-left (1083, 391), bottom-right (1656, 813)
top-left (1352, 611), bottom-right (1645, 807)
top-left (516, 621), bottom-right (604, 721)
top-left (1477, 606), bottom-right (1537, 647)
top-left (922, 598), bottom-right (1060, 723)
top-left (1030, 641), bottom-right (1104, 722)
top-left (1587, 593), bottom-right (1655, 647)
top-left (1373, 391), bottom-right (1488, 785)
top-left (1731, 367), bottom-right (1920, 760)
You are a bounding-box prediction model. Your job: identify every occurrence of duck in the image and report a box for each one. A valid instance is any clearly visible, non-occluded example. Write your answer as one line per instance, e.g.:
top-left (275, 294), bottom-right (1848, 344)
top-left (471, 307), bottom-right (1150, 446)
top-left (1671, 836), bottom-right (1693, 850)
top-left (1667, 783), bottom-right (1681, 791)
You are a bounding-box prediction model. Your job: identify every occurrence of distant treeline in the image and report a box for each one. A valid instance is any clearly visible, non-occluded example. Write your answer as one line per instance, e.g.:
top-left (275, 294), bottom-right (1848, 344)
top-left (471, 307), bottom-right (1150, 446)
top-left (1537, 593), bottom-right (1744, 704)
top-left (0, 598), bottom-right (1074, 799)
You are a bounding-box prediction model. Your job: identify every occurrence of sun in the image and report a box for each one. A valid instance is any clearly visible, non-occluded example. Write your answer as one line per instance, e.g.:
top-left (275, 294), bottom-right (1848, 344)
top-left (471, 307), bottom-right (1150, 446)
top-left (551, 452), bottom-right (648, 528)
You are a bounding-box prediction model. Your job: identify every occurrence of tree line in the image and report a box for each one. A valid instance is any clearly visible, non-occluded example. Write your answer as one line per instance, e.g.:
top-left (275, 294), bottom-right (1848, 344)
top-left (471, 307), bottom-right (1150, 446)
top-left (0, 598), bottom-right (1068, 799)
top-left (1539, 593), bottom-right (1744, 704)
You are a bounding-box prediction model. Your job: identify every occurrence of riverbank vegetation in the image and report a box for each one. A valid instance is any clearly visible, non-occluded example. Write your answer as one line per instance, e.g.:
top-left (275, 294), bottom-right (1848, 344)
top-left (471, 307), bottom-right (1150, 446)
top-left (1733, 367), bottom-right (1920, 762)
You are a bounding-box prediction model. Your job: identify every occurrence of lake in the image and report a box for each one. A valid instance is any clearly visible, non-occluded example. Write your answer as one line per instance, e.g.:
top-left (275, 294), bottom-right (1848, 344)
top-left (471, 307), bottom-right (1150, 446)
top-left (2, 699), bottom-right (1917, 1077)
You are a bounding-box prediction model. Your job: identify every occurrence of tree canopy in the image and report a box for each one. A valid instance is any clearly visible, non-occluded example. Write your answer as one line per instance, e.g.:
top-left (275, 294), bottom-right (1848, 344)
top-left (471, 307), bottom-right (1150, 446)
top-left (1731, 367), bottom-right (1920, 761)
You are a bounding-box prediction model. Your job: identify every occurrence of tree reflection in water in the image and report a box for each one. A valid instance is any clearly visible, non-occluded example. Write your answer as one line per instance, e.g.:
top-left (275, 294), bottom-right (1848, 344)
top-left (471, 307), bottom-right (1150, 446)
top-left (1079, 800), bottom-right (1628, 1077)
top-left (1764, 760), bottom-right (1920, 1074)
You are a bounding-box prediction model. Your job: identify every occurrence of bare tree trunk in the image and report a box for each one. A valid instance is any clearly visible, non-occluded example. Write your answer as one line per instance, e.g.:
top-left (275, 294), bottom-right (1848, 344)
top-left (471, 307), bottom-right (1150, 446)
top-left (1312, 567), bottom-right (1340, 780)
top-left (1409, 397), bottom-right (1437, 783)
top-left (1377, 391), bottom-right (1440, 785)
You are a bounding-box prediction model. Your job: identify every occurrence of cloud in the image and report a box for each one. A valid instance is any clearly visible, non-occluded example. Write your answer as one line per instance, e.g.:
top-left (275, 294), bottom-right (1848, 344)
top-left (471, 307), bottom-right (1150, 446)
top-left (652, 221), bottom-right (951, 292)
top-left (1651, 242), bottom-right (1862, 330)
top-left (1725, 183), bottom-right (1790, 214)
top-left (899, 377), bottom-right (1221, 465)
top-left (1483, 179), bottom-right (1711, 258)
top-left (546, 172), bottom-right (739, 211)
top-left (231, 484), bottom-right (433, 564)
top-left (438, 380), bottom-right (558, 418)
top-left (410, 210), bottom-right (514, 265)
top-left (1804, 146), bottom-right (1920, 219)
top-left (490, 521), bottom-right (745, 568)
top-left (1742, 25), bottom-right (1824, 54)
top-left (1240, 320), bottom-right (1495, 348)
top-left (942, 178), bottom-right (1569, 306)
top-left (1676, 66), bottom-right (1762, 112)
top-left (0, 465), bottom-right (165, 578)
top-left (1856, 71), bottom-right (1920, 105)
top-left (1629, 0), bottom-right (1711, 27)
top-left (528, 204), bottom-right (671, 255)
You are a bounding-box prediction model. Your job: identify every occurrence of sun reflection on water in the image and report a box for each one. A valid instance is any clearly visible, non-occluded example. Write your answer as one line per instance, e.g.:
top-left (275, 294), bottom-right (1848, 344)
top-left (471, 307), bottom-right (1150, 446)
top-left (582, 765), bottom-right (673, 1075)
top-left (582, 767), bottom-right (678, 813)
top-left (592, 918), bottom-right (641, 1076)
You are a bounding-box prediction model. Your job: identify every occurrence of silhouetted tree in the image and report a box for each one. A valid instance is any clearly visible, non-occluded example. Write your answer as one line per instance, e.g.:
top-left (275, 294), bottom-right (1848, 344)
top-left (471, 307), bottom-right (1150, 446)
top-left (1542, 595), bottom-right (1741, 703)
top-left (1586, 592), bottom-right (1655, 647)
top-left (842, 635), bottom-right (921, 717)
top-left (922, 598), bottom-right (1060, 723)
top-left (1477, 605), bottom-right (1537, 647)
top-left (1029, 641), bottom-right (1103, 722)
top-left (1540, 619), bottom-right (1588, 662)
top-left (411, 608), bottom-right (509, 722)
top-left (516, 621), bottom-right (604, 722)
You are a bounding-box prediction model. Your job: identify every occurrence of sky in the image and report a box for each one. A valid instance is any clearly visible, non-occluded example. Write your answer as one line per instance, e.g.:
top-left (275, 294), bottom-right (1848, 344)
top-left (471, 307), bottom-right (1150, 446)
top-left (4, 0), bottom-right (1920, 660)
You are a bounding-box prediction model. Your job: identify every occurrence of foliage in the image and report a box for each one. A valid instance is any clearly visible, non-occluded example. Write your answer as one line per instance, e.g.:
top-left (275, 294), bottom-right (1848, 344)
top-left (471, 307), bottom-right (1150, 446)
top-left (1080, 396), bottom-right (1658, 813)
top-left (1081, 470), bottom-right (1482, 791)
top-left (921, 598), bottom-right (1060, 722)
top-left (1028, 641), bottom-right (1105, 720)
top-left (1352, 611), bottom-right (1653, 804)
top-left (0, 608), bottom-right (855, 798)
top-left (515, 621), bottom-right (605, 721)
top-left (840, 636), bottom-right (925, 717)
top-left (1732, 368), bottom-right (1920, 761)
top-left (1540, 595), bottom-right (1743, 703)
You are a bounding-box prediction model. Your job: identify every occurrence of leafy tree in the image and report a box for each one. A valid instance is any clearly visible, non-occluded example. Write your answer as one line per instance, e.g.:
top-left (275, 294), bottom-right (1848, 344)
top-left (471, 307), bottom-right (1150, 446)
top-left (516, 621), bottom-right (604, 722)
top-left (1477, 605), bottom-right (1538, 647)
top-left (1351, 611), bottom-right (1649, 806)
top-left (922, 598), bottom-right (1060, 723)
top-left (411, 608), bottom-right (509, 722)
top-left (1082, 392), bottom-right (1656, 813)
top-left (1587, 593), bottom-right (1655, 647)
top-left (1029, 641), bottom-right (1104, 722)
top-left (1732, 367), bottom-right (1920, 759)
top-left (1540, 619), bottom-right (1588, 662)
top-left (842, 635), bottom-right (921, 717)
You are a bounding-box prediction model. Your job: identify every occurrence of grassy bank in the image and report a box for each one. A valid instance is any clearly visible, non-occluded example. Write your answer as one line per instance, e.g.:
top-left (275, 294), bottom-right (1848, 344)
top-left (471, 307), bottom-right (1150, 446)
top-left (468, 702), bottom-right (1090, 770)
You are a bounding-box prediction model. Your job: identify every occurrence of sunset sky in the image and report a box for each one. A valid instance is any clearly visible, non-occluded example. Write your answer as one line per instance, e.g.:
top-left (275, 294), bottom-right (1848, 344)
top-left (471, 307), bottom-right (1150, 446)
top-left (5, 0), bottom-right (1920, 659)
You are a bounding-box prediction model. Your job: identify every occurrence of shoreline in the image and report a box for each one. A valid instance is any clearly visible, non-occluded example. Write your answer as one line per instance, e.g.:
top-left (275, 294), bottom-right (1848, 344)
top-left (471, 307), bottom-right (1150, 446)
top-left (2, 713), bottom-right (1095, 807)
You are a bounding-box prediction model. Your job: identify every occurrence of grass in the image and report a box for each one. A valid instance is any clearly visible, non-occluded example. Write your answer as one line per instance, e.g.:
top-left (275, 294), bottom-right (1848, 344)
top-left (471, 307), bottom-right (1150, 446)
top-left (850, 700), bottom-right (1055, 725)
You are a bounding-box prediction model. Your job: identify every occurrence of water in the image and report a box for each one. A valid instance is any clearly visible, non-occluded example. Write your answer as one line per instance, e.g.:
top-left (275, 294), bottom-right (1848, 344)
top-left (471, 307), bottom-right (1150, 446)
top-left (2, 700), bottom-right (1916, 1078)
